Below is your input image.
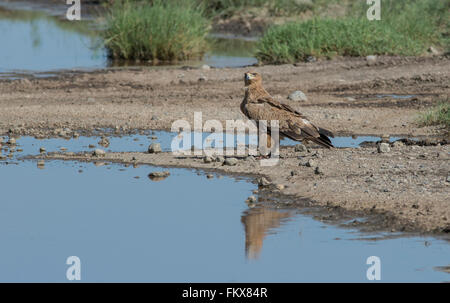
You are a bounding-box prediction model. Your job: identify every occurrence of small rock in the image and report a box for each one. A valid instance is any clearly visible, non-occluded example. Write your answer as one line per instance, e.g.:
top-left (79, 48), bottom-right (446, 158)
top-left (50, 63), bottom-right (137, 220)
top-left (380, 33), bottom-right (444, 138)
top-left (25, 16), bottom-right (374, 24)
top-left (366, 55), bottom-right (377, 66)
top-left (306, 159), bottom-right (318, 167)
top-left (381, 134), bottom-right (390, 143)
top-left (306, 56), bottom-right (316, 63)
top-left (37, 160), bottom-right (45, 168)
top-left (295, 143), bottom-right (308, 153)
top-left (98, 137), bottom-right (110, 147)
top-left (203, 156), bottom-right (213, 163)
top-left (151, 115), bottom-right (159, 121)
top-left (275, 184), bottom-right (285, 190)
top-left (446, 176), bottom-right (450, 183)
top-left (39, 147), bottom-right (46, 153)
top-left (73, 132), bottom-right (80, 138)
top-left (427, 46), bottom-right (439, 55)
top-left (315, 166), bottom-right (324, 175)
top-left (148, 171), bottom-right (170, 181)
top-left (377, 142), bottom-right (390, 153)
top-left (206, 174), bottom-right (214, 179)
top-left (258, 177), bottom-right (271, 187)
top-left (93, 149), bottom-right (105, 157)
top-left (215, 156), bottom-right (225, 163)
top-left (148, 143), bottom-right (162, 154)
top-left (246, 195), bottom-right (257, 203)
top-left (198, 75), bottom-right (207, 82)
top-left (392, 140), bottom-right (404, 148)
top-left (345, 97), bottom-right (356, 102)
top-left (88, 144), bottom-right (96, 149)
top-left (224, 158), bottom-right (238, 166)
top-left (87, 97), bottom-right (95, 103)
top-left (201, 64), bottom-right (211, 70)
top-left (288, 90), bottom-right (308, 102)
top-left (7, 138), bottom-right (16, 145)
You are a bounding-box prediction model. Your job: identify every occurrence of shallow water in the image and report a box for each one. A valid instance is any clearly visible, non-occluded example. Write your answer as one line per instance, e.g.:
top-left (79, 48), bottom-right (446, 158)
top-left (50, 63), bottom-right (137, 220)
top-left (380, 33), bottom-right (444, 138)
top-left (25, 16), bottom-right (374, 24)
top-left (0, 4), bottom-right (257, 77)
top-left (2, 132), bottom-right (404, 158)
top-left (0, 134), bottom-right (449, 282)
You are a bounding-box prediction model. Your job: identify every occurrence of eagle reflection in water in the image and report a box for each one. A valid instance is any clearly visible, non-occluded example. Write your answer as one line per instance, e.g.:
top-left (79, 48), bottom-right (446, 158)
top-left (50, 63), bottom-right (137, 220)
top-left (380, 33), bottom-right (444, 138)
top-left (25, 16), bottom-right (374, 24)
top-left (241, 204), bottom-right (295, 260)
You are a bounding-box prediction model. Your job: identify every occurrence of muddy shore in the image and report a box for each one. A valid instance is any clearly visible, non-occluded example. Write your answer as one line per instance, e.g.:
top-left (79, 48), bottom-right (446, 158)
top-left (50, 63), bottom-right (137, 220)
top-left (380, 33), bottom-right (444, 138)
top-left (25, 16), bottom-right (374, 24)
top-left (2, 55), bottom-right (449, 234)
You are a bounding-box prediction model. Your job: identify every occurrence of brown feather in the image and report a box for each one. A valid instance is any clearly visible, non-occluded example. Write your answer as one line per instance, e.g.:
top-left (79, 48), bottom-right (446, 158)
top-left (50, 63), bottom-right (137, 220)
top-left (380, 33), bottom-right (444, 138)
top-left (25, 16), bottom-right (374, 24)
top-left (241, 72), bottom-right (334, 149)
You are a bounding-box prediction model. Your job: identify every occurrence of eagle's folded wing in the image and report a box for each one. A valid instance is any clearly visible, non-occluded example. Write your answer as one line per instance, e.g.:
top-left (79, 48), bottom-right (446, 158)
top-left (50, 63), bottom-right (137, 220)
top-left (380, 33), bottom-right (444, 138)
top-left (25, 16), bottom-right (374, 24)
top-left (257, 96), bottom-right (334, 148)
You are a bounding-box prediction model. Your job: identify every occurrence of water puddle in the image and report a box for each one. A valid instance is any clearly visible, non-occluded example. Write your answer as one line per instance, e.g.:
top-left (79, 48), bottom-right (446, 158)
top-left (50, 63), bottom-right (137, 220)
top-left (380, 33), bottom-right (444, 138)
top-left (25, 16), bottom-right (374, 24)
top-left (0, 133), bottom-right (448, 282)
top-left (0, 3), bottom-right (257, 78)
top-left (1, 132), bottom-right (406, 159)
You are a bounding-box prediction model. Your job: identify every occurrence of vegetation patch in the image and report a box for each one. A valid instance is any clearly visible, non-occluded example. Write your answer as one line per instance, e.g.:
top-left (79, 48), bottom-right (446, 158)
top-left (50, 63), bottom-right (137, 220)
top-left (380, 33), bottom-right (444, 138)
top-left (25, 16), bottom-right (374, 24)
top-left (256, 0), bottom-right (449, 64)
top-left (419, 101), bottom-right (450, 129)
top-left (103, 0), bottom-right (210, 62)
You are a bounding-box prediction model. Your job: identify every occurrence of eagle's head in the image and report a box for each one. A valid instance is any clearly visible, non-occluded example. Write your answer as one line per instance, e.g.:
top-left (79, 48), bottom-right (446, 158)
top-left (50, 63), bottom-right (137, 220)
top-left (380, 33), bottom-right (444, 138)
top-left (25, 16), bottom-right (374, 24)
top-left (244, 72), bottom-right (262, 86)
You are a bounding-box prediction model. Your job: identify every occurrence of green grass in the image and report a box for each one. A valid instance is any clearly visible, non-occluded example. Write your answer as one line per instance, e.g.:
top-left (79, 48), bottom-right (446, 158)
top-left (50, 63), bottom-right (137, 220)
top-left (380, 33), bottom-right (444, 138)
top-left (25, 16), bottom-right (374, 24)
top-left (103, 0), bottom-right (210, 62)
top-left (257, 0), bottom-right (449, 64)
top-left (202, 0), bottom-right (316, 17)
top-left (419, 101), bottom-right (450, 129)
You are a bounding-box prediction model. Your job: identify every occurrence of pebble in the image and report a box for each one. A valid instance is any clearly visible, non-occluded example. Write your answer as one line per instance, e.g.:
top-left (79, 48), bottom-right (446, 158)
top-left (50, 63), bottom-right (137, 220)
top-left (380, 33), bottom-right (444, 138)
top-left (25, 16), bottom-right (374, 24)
top-left (392, 140), bottom-right (404, 148)
top-left (93, 149), bottom-right (105, 157)
top-left (39, 147), bottom-right (46, 153)
top-left (447, 176), bottom-right (450, 183)
top-left (215, 156), bottom-right (225, 163)
top-left (288, 90), bottom-right (308, 102)
top-left (201, 64), bottom-right (211, 70)
top-left (198, 75), bottom-right (207, 82)
top-left (148, 143), bottom-right (162, 154)
top-left (381, 134), bottom-right (390, 143)
top-left (98, 137), bottom-right (110, 147)
top-left (206, 174), bottom-right (214, 179)
top-left (148, 171), bottom-right (170, 178)
top-left (377, 142), bottom-right (391, 153)
top-left (7, 138), bottom-right (16, 145)
top-left (258, 177), bottom-right (271, 187)
top-left (315, 166), bottom-right (324, 175)
top-left (246, 195), bottom-right (257, 203)
top-left (306, 159), bottom-right (318, 167)
top-left (151, 115), bottom-right (159, 121)
top-left (275, 184), bottom-right (285, 190)
top-left (295, 143), bottom-right (308, 153)
top-left (366, 55), bottom-right (377, 66)
top-left (224, 158), bottom-right (238, 166)
top-left (37, 160), bottom-right (45, 168)
top-left (88, 144), bottom-right (96, 149)
top-left (203, 156), bottom-right (213, 163)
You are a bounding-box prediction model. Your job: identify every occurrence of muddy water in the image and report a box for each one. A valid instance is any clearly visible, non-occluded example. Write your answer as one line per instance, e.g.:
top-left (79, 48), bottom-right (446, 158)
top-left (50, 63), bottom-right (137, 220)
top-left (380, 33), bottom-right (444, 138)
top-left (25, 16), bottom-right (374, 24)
top-left (0, 135), bottom-right (449, 282)
top-left (0, 4), bottom-right (257, 77)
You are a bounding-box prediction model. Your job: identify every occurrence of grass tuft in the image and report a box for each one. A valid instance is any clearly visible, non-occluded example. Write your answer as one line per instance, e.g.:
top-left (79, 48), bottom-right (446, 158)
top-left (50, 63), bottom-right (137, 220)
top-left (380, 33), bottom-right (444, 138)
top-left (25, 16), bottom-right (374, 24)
top-left (103, 0), bottom-right (211, 62)
top-left (419, 101), bottom-right (450, 129)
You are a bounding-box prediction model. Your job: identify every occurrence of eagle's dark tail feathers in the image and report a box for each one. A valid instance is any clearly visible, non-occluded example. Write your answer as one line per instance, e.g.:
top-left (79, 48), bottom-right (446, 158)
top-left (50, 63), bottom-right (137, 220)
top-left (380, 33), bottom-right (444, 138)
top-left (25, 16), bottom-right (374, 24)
top-left (311, 133), bottom-right (334, 149)
top-left (312, 127), bottom-right (335, 149)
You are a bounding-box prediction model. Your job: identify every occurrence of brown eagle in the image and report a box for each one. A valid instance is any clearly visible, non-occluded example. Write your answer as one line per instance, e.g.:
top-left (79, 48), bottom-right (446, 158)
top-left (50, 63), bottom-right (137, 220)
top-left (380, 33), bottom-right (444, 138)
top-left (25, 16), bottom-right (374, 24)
top-left (240, 72), bottom-right (334, 148)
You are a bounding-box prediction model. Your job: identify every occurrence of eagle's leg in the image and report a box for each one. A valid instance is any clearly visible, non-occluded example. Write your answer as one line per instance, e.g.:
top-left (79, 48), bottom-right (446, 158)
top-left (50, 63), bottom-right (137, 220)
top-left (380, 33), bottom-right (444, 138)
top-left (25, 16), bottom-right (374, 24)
top-left (256, 131), bottom-right (274, 159)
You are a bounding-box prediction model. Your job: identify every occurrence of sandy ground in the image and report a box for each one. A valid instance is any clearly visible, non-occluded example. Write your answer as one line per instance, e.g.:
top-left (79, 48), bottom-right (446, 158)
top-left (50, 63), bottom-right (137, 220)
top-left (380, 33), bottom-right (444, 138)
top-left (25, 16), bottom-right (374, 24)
top-left (1, 56), bottom-right (448, 138)
top-left (2, 55), bottom-right (449, 234)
